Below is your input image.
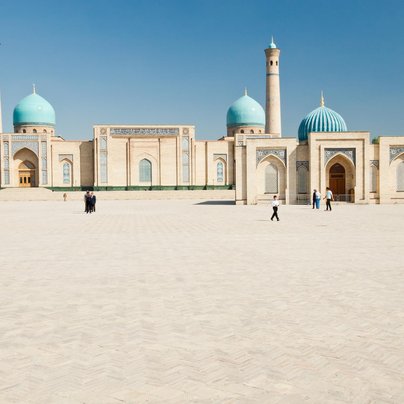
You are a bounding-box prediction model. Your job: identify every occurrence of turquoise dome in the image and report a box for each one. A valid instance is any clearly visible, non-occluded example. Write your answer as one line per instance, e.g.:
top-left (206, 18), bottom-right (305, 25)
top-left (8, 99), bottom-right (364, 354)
top-left (298, 97), bottom-right (347, 142)
top-left (226, 92), bottom-right (265, 128)
top-left (13, 91), bottom-right (56, 126)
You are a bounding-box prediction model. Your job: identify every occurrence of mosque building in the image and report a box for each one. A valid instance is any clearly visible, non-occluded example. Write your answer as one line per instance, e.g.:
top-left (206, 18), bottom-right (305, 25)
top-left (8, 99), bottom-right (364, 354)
top-left (1, 39), bottom-right (404, 204)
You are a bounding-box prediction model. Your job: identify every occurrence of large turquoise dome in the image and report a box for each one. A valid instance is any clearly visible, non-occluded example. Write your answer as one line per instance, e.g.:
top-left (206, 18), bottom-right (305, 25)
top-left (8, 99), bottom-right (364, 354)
top-left (226, 91), bottom-right (265, 128)
top-left (13, 91), bottom-right (56, 126)
top-left (298, 96), bottom-right (347, 142)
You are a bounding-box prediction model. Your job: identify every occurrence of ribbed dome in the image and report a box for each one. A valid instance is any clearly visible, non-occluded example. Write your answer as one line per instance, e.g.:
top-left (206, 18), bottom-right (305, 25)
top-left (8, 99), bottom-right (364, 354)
top-left (298, 96), bottom-right (347, 142)
top-left (13, 90), bottom-right (56, 126)
top-left (226, 91), bottom-right (265, 128)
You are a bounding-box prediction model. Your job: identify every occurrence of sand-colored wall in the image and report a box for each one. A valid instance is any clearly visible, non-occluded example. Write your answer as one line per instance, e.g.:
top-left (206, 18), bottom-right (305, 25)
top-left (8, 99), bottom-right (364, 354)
top-left (379, 136), bottom-right (404, 203)
top-left (51, 140), bottom-right (82, 187)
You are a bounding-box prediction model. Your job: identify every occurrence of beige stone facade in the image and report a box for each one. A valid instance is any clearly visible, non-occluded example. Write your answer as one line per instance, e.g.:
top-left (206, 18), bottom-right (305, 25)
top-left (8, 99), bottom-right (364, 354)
top-left (2, 43), bottom-right (404, 205)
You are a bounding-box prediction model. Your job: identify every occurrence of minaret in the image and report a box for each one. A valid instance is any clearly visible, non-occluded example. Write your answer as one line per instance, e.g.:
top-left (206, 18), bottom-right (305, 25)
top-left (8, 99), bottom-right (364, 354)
top-left (265, 37), bottom-right (281, 136)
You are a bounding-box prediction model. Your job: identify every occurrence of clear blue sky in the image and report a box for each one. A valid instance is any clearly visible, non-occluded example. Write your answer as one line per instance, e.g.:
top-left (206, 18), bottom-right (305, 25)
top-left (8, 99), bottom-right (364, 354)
top-left (1, 0), bottom-right (404, 140)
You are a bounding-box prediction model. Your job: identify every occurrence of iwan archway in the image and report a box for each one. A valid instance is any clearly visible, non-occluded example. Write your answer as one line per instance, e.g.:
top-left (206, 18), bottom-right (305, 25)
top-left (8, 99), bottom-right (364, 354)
top-left (18, 161), bottom-right (36, 187)
top-left (14, 148), bottom-right (39, 188)
top-left (325, 155), bottom-right (355, 202)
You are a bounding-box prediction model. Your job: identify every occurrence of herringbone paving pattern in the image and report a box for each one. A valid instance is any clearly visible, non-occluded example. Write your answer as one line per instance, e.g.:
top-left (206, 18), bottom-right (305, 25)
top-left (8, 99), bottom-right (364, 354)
top-left (0, 200), bottom-right (403, 403)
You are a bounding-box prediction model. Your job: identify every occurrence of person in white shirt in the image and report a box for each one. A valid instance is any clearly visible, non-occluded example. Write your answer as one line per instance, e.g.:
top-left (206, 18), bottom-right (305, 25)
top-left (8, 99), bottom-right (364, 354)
top-left (315, 190), bottom-right (321, 209)
top-left (323, 187), bottom-right (334, 211)
top-left (271, 195), bottom-right (280, 221)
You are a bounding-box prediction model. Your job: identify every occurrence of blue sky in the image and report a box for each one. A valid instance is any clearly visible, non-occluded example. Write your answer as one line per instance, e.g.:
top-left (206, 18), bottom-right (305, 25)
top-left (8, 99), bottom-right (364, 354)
top-left (1, 0), bottom-right (404, 140)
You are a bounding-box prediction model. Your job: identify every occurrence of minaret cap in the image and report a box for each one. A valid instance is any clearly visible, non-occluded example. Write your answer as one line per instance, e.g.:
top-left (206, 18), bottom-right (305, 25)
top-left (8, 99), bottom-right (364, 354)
top-left (269, 36), bottom-right (277, 49)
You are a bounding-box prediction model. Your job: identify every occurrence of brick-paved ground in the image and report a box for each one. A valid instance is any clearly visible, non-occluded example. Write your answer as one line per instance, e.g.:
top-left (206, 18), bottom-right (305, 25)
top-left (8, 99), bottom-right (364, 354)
top-left (1, 200), bottom-right (403, 403)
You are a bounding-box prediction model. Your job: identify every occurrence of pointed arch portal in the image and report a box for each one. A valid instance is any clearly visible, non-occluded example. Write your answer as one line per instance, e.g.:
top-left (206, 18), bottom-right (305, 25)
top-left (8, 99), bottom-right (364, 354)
top-left (18, 160), bottom-right (36, 187)
top-left (329, 163), bottom-right (345, 195)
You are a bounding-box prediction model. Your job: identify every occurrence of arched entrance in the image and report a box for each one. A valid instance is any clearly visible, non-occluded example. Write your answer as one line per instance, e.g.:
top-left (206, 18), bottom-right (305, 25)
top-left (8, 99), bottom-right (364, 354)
top-left (14, 148), bottom-right (39, 188)
top-left (18, 161), bottom-right (36, 187)
top-left (329, 163), bottom-right (345, 196)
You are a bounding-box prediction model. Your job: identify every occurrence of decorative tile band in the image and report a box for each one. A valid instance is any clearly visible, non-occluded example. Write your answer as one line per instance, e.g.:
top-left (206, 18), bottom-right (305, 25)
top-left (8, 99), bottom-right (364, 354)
top-left (296, 160), bottom-right (309, 170)
top-left (12, 141), bottom-right (39, 156)
top-left (256, 148), bottom-right (286, 166)
top-left (110, 127), bottom-right (179, 136)
top-left (12, 135), bottom-right (39, 141)
top-left (3, 141), bottom-right (9, 185)
top-left (324, 148), bottom-right (356, 166)
top-left (41, 141), bottom-right (48, 185)
top-left (390, 146), bottom-right (404, 163)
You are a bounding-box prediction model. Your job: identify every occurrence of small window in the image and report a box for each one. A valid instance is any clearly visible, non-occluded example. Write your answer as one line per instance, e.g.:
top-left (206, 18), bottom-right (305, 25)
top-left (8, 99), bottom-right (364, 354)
top-left (139, 159), bottom-right (152, 182)
top-left (33, 129), bottom-right (37, 133)
top-left (250, 129), bottom-right (254, 134)
top-left (259, 130), bottom-right (262, 133)
top-left (240, 130), bottom-right (244, 134)
top-left (23, 129), bottom-right (26, 133)
top-left (217, 161), bottom-right (224, 183)
top-left (43, 129), bottom-right (47, 133)
top-left (63, 162), bottom-right (71, 184)
top-left (270, 60), bottom-right (273, 66)
top-left (276, 61), bottom-right (278, 66)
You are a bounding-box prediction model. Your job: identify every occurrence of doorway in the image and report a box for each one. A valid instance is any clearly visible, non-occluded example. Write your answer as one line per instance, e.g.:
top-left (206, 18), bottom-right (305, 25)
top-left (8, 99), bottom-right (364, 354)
top-left (18, 161), bottom-right (36, 187)
top-left (329, 163), bottom-right (345, 196)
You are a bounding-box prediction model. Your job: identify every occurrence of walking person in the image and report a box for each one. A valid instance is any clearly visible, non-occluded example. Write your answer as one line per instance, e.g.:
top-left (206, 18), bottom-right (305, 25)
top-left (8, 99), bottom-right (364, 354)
top-left (312, 189), bottom-right (316, 209)
top-left (324, 187), bottom-right (334, 211)
top-left (270, 195), bottom-right (280, 221)
top-left (315, 189), bottom-right (321, 209)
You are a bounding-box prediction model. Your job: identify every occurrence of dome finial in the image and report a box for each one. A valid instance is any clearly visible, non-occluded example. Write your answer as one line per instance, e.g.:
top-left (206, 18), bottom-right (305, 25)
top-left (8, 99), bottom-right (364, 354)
top-left (32, 83), bottom-right (36, 94)
top-left (269, 36), bottom-right (277, 48)
top-left (320, 91), bottom-right (325, 107)
top-left (244, 87), bottom-right (248, 96)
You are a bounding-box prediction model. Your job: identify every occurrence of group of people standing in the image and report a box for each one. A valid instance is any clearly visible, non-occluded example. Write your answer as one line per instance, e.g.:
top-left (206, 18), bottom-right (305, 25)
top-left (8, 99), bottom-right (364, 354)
top-left (84, 191), bottom-right (97, 213)
top-left (270, 187), bottom-right (334, 221)
top-left (312, 188), bottom-right (334, 211)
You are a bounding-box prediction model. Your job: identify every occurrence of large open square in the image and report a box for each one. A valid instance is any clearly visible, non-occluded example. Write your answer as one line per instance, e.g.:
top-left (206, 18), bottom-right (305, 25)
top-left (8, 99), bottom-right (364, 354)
top-left (1, 200), bottom-right (403, 403)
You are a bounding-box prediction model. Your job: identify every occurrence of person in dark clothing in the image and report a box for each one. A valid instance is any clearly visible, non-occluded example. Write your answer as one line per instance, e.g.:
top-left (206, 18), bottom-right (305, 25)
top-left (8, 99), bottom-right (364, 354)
top-left (271, 195), bottom-right (280, 221)
top-left (90, 192), bottom-right (96, 213)
top-left (312, 189), bottom-right (316, 209)
top-left (84, 191), bottom-right (91, 213)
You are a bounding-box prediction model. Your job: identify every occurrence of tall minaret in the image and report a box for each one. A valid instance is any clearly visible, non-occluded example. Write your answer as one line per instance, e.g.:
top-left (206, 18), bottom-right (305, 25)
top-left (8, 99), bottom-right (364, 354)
top-left (265, 37), bottom-right (281, 136)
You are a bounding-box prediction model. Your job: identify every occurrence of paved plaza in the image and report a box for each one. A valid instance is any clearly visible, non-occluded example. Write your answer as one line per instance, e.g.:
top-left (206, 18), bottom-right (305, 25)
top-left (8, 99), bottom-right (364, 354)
top-left (0, 199), bottom-right (404, 403)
